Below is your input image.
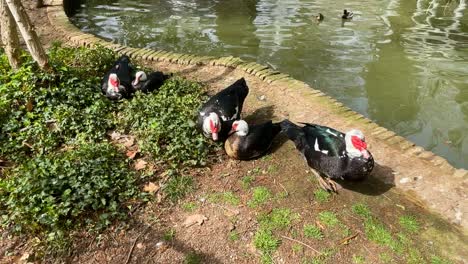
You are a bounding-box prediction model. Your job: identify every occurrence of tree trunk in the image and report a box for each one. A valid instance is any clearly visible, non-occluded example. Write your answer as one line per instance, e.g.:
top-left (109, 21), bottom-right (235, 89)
top-left (0, 0), bottom-right (22, 69)
top-left (5, 0), bottom-right (49, 70)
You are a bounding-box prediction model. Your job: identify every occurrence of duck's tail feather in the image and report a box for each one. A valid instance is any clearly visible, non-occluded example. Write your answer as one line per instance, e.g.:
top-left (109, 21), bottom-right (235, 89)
top-left (279, 119), bottom-right (302, 140)
top-left (234, 77), bottom-right (249, 99)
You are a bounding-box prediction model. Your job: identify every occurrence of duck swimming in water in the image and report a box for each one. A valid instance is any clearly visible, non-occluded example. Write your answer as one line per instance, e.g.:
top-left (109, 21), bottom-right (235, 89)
top-left (197, 78), bottom-right (249, 141)
top-left (224, 120), bottom-right (283, 160)
top-left (281, 120), bottom-right (374, 192)
top-left (316, 13), bottom-right (324, 22)
top-left (342, 9), bottom-right (353, 19)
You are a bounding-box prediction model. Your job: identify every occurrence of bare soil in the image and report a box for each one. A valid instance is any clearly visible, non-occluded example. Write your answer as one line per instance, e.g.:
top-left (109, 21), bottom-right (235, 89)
top-left (1, 2), bottom-right (466, 264)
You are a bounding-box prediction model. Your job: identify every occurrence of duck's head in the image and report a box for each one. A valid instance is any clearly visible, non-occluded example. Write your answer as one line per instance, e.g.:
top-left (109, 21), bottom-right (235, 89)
top-left (108, 73), bottom-right (120, 92)
top-left (133, 71), bottom-right (147, 87)
top-left (345, 129), bottom-right (370, 159)
top-left (316, 13), bottom-right (324, 21)
top-left (203, 112), bottom-right (221, 141)
top-left (230, 120), bottom-right (249, 136)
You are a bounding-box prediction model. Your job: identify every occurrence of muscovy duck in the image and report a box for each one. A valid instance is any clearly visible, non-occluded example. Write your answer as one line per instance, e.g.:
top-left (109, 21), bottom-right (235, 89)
top-left (132, 71), bottom-right (170, 93)
top-left (101, 55), bottom-right (135, 100)
top-left (342, 9), bottom-right (353, 19)
top-left (197, 78), bottom-right (249, 141)
top-left (103, 73), bottom-right (129, 101)
top-left (280, 120), bottom-right (374, 192)
top-left (224, 120), bottom-right (283, 160)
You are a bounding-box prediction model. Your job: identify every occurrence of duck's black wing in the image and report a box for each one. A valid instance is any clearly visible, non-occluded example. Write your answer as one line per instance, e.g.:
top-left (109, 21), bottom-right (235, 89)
top-left (141, 71), bottom-right (169, 93)
top-left (300, 123), bottom-right (346, 157)
top-left (200, 77), bottom-right (249, 122)
top-left (237, 120), bottom-right (282, 159)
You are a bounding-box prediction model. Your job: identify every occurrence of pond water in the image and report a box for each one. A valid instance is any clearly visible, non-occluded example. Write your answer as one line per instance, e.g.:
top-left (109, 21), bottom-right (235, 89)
top-left (70, 0), bottom-right (468, 168)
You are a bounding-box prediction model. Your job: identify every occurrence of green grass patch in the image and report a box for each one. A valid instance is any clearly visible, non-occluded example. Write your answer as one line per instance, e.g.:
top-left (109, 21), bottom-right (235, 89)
top-left (313, 189), bottom-right (330, 203)
top-left (181, 202), bottom-right (198, 212)
top-left (430, 256), bottom-right (453, 264)
top-left (258, 208), bottom-right (297, 230)
top-left (184, 252), bottom-right (202, 264)
top-left (248, 186), bottom-right (272, 208)
top-left (379, 253), bottom-right (392, 263)
top-left (303, 224), bottom-right (323, 239)
top-left (399, 215), bottom-right (420, 233)
top-left (253, 228), bottom-right (280, 264)
top-left (208, 191), bottom-right (240, 206)
top-left (163, 229), bottom-right (176, 241)
top-left (318, 211), bottom-right (339, 227)
top-left (164, 174), bottom-right (194, 203)
top-left (240, 175), bottom-right (255, 189)
top-left (364, 218), bottom-right (403, 253)
top-left (407, 248), bottom-right (424, 264)
top-left (352, 203), bottom-right (372, 219)
top-left (229, 230), bottom-right (240, 241)
top-left (267, 165), bottom-right (278, 174)
top-left (352, 255), bottom-right (366, 264)
top-left (292, 244), bottom-right (303, 253)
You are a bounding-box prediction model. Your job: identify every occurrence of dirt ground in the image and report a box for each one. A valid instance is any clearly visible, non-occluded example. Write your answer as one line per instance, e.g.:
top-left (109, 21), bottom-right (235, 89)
top-left (0, 1), bottom-right (467, 264)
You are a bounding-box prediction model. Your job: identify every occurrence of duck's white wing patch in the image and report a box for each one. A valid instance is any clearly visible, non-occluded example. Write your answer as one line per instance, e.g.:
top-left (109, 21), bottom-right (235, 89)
top-left (231, 106), bottom-right (239, 119)
top-left (314, 138), bottom-right (329, 155)
top-left (199, 111), bottom-right (205, 116)
top-left (325, 129), bottom-right (338, 137)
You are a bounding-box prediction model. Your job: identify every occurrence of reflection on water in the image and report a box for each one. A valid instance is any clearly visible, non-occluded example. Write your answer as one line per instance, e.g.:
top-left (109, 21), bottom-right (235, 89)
top-left (70, 0), bottom-right (468, 168)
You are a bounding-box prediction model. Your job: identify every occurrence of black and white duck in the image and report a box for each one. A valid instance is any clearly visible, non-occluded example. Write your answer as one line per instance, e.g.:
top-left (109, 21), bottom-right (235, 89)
top-left (101, 55), bottom-right (135, 100)
top-left (316, 13), bottom-right (324, 22)
top-left (197, 78), bottom-right (249, 141)
top-left (224, 120), bottom-right (283, 160)
top-left (280, 120), bottom-right (374, 192)
top-left (102, 73), bottom-right (129, 101)
top-left (342, 9), bottom-right (353, 19)
top-left (132, 70), bottom-right (170, 93)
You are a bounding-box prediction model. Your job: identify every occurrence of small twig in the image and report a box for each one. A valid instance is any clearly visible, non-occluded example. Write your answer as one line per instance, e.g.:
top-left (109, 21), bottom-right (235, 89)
top-left (125, 233), bottom-right (142, 264)
top-left (277, 181), bottom-right (289, 197)
top-left (338, 233), bottom-right (359, 245)
top-left (280, 235), bottom-right (321, 255)
top-left (125, 225), bottom-right (151, 264)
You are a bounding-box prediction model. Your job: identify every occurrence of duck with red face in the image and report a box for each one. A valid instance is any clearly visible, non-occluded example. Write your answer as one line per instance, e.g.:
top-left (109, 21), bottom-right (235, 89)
top-left (197, 78), bottom-right (249, 142)
top-left (280, 120), bottom-right (374, 192)
top-left (101, 55), bottom-right (135, 100)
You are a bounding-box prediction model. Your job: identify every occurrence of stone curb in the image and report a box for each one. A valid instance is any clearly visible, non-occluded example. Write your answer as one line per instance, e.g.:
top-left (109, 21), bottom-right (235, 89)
top-left (47, 1), bottom-right (464, 183)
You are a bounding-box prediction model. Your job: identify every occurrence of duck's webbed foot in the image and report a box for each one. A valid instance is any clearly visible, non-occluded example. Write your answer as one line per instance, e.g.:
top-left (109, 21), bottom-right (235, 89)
top-left (310, 169), bottom-right (339, 193)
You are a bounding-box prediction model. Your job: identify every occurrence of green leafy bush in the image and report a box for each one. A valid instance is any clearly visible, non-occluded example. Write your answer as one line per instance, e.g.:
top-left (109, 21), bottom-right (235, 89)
top-left (118, 77), bottom-right (210, 166)
top-left (0, 143), bottom-right (139, 236)
top-left (0, 44), bottom-right (117, 162)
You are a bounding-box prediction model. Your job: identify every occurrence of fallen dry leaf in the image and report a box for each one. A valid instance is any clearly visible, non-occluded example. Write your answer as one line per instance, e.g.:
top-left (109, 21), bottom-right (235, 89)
top-left (183, 214), bottom-right (207, 228)
top-left (123, 137), bottom-right (135, 148)
top-left (108, 131), bottom-right (121, 140)
top-left (126, 150), bottom-right (138, 159)
top-left (26, 99), bottom-right (33, 112)
top-left (143, 182), bottom-right (160, 193)
top-left (134, 159), bottom-right (147, 171)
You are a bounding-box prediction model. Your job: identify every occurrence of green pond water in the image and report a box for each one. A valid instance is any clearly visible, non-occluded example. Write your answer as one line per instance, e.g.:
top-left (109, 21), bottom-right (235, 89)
top-left (69, 0), bottom-right (468, 168)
